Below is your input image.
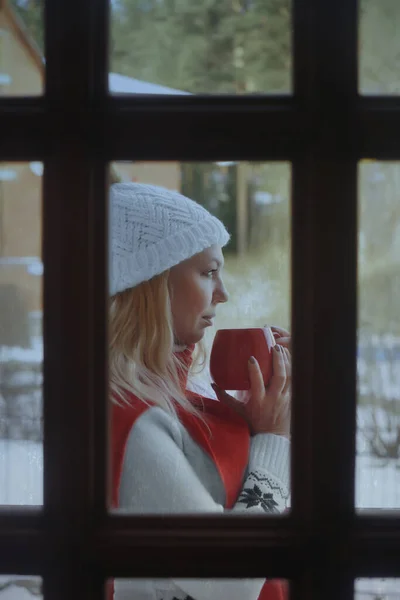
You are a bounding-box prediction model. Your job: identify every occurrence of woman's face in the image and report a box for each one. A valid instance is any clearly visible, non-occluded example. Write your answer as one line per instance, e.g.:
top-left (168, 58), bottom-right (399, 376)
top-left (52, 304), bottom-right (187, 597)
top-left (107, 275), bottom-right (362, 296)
top-left (169, 245), bottom-right (229, 346)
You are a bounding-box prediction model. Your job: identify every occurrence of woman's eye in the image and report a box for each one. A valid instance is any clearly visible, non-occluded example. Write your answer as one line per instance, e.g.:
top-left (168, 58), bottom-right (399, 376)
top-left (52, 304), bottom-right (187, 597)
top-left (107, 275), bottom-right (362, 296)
top-left (205, 269), bottom-right (217, 277)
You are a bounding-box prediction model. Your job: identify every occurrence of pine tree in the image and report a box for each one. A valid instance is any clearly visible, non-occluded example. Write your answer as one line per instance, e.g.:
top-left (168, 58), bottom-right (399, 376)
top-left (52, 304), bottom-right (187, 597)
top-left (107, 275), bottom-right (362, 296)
top-left (111, 0), bottom-right (291, 93)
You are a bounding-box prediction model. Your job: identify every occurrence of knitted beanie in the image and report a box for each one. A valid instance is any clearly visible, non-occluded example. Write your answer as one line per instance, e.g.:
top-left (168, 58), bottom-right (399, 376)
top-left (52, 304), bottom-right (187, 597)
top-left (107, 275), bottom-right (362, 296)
top-left (109, 183), bottom-right (230, 296)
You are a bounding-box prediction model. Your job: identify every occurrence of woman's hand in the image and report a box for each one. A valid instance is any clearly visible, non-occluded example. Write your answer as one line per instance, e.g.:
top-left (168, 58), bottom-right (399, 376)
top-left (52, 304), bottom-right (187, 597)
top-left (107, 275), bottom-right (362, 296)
top-left (212, 341), bottom-right (291, 438)
top-left (270, 325), bottom-right (291, 351)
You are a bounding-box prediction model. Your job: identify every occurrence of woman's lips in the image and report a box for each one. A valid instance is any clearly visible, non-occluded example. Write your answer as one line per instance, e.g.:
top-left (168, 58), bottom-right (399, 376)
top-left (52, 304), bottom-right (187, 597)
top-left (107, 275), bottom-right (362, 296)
top-left (202, 317), bottom-right (214, 326)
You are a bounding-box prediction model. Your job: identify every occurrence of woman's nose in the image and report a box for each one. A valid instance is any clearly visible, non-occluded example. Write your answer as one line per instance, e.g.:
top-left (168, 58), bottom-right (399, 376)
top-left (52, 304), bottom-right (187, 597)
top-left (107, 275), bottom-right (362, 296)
top-left (215, 280), bottom-right (229, 304)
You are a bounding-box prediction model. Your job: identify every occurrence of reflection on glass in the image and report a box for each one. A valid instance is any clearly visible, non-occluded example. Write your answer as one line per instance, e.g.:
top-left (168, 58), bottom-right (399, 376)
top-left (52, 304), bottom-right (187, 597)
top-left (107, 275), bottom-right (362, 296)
top-left (109, 161), bottom-right (291, 522)
top-left (355, 578), bottom-right (400, 599)
top-left (110, 1), bottom-right (292, 94)
top-left (359, 0), bottom-right (400, 94)
top-left (0, 2), bottom-right (43, 96)
top-left (0, 162), bottom-right (43, 506)
top-left (110, 578), bottom-right (289, 600)
top-left (0, 576), bottom-right (42, 600)
top-left (356, 162), bottom-right (400, 510)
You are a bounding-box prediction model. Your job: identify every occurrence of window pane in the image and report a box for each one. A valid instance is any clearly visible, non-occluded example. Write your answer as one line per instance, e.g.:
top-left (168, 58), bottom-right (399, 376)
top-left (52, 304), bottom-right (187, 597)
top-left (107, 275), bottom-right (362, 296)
top-left (356, 161), bottom-right (400, 510)
top-left (0, 576), bottom-right (42, 600)
top-left (109, 578), bottom-right (289, 600)
top-left (109, 1), bottom-right (292, 95)
top-left (356, 578), bottom-right (400, 599)
top-left (108, 161), bottom-right (291, 516)
top-left (0, 2), bottom-right (43, 96)
top-left (359, 0), bottom-right (400, 94)
top-left (0, 162), bottom-right (43, 506)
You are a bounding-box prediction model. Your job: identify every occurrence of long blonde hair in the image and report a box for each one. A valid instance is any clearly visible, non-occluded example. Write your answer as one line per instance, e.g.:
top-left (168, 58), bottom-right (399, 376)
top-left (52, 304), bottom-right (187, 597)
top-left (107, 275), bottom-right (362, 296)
top-left (109, 270), bottom-right (204, 419)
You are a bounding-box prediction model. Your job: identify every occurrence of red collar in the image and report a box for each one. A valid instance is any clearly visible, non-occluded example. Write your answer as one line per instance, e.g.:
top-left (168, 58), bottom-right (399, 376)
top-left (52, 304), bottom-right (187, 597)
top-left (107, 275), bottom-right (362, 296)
top-left (175, 344), bottom-right (196, 389)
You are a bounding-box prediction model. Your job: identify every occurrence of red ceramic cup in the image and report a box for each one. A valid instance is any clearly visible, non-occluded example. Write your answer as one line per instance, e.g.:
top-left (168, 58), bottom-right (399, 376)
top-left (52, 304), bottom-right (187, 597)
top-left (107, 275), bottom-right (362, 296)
top-left (210, 327), bottom-right (276, 391)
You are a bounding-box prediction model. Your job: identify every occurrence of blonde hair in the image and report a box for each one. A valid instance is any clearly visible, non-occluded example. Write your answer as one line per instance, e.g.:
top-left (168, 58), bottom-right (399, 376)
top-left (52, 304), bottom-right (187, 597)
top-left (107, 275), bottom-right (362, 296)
top-left (109, 270), bottom-right (205, 419)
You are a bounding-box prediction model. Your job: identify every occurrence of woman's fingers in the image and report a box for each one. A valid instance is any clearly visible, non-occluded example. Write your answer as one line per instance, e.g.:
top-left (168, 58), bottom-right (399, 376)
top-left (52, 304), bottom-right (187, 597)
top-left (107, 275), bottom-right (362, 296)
top-left (266, 325), bottom-right (291, 350)
top-left (247, 356), bottom-right (265, 402)
top-left (211, 383), bottom-right (246, 417)
top-left (270, 325), bottom-right (291, 338)
top-left (282, 347), bottom-right (291, 377)
top-left (211, 383), bottom-right (235, 404)
top-left (281, 347), bottom-right (292, 396)
top-left (274, 336), bottom-right (291, 350)
top-left (268, 345), bottom-right (287, 396)
top-left (212, 344), bottom-right (291, 438)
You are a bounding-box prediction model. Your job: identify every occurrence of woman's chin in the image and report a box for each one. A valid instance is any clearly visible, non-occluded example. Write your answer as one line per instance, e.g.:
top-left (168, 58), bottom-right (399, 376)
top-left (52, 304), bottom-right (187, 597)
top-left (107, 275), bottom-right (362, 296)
top-left (182, 330), bottom-right (205, 345)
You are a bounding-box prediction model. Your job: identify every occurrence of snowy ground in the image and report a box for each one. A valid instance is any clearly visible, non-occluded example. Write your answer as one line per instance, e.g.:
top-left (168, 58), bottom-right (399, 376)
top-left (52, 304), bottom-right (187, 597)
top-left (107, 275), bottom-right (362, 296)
top-left (0, 440), bottom-right (42, 505)
top-left (355, 578), bottom-right (400, 599)
top-left (0, 577), bottom-right (41, 600)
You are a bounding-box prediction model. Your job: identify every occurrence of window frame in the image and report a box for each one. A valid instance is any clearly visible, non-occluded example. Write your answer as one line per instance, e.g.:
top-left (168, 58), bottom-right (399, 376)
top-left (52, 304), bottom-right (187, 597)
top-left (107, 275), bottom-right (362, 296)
top-left (1, 0), bottom-right (400, 599)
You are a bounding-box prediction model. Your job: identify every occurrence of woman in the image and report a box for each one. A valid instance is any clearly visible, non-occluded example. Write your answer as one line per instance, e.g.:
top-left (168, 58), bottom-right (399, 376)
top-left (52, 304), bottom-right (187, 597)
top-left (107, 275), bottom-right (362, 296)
top-left (109, 182), bottom-right (291, 600)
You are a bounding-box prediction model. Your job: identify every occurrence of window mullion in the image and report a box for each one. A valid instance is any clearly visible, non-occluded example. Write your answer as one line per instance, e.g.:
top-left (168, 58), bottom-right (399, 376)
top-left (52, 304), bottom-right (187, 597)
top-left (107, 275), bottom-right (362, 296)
top-left (41, 3), bottom-right (108, 600)
top-left (291, 0), bottom-right (358, 599)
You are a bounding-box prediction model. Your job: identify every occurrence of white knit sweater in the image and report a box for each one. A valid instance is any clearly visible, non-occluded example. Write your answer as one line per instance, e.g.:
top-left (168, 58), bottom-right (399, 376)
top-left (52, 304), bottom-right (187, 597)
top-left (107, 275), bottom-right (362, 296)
top-left (114, 406), bottom-right (290, 600)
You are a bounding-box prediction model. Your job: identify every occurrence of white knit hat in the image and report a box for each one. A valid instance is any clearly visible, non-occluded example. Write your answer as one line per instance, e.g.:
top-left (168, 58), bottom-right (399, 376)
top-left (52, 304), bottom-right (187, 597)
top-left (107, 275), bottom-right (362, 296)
top-left (109, 183), bottom-right (230, 295)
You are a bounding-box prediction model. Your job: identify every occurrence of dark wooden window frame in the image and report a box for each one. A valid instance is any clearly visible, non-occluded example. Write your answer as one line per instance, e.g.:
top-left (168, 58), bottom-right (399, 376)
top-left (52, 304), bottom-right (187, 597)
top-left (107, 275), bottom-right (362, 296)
top-left (1, 0), bottom-right (400, 598)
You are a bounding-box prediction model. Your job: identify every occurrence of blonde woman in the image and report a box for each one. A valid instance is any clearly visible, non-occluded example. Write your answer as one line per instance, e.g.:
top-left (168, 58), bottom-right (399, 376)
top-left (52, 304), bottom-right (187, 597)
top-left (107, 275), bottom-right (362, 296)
top-left (109, 183), bottom-right (291, 600)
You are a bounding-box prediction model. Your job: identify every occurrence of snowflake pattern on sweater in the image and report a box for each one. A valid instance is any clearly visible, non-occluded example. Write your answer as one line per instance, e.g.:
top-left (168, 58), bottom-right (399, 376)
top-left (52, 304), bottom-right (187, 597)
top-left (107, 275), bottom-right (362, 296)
top-left (237, 470), bottom-right (290, 513)
top-left (238, 483), bottom-right (279, 513)
top-left (156, 590), bottom-right (194, 600)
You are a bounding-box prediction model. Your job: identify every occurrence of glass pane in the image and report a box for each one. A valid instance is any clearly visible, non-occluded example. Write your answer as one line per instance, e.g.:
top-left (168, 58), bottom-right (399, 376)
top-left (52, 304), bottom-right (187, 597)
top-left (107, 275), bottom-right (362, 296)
top-left (356, 161), bottom-right (400, 510)
top-left (0, 162), bottom-right (43, 505)
top-left (356, 578), bottom-right (400, 599)
top-left (109, 1), bottom-right (292, 95)
top-left (0, 576), bottom-right (42, 600)
top-left (108, 161), bottom-right (291, 516)
top-left (0, 2), bottom-right (43, 96)
top-left (359, 0), bottom-right (400, 94)
top-left (109, 578), bottom-right (289, 600)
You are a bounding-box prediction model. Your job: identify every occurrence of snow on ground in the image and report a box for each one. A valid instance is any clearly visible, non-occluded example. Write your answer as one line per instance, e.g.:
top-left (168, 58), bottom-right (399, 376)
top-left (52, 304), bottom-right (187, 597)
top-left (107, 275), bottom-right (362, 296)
top-left (355, 578), bottom-right (400, 599)
top-left (0, 346), bottom-right (42, 364)
top-left (0, 440), bottom-right (42, 505)
top-left (0, 577), bottom-right (41, 600)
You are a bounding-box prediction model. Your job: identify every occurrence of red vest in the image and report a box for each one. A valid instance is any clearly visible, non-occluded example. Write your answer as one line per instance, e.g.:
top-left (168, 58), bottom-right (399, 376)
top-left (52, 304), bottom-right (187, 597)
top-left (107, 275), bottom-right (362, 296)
top-left (110, 348), bottom-right (287, 600)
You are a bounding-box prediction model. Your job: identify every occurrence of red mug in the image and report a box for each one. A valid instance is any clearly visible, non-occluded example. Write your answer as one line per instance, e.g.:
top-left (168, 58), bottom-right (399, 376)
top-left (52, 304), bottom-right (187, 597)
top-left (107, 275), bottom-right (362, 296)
top-left (210, 327), bottom-right (276, 391)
